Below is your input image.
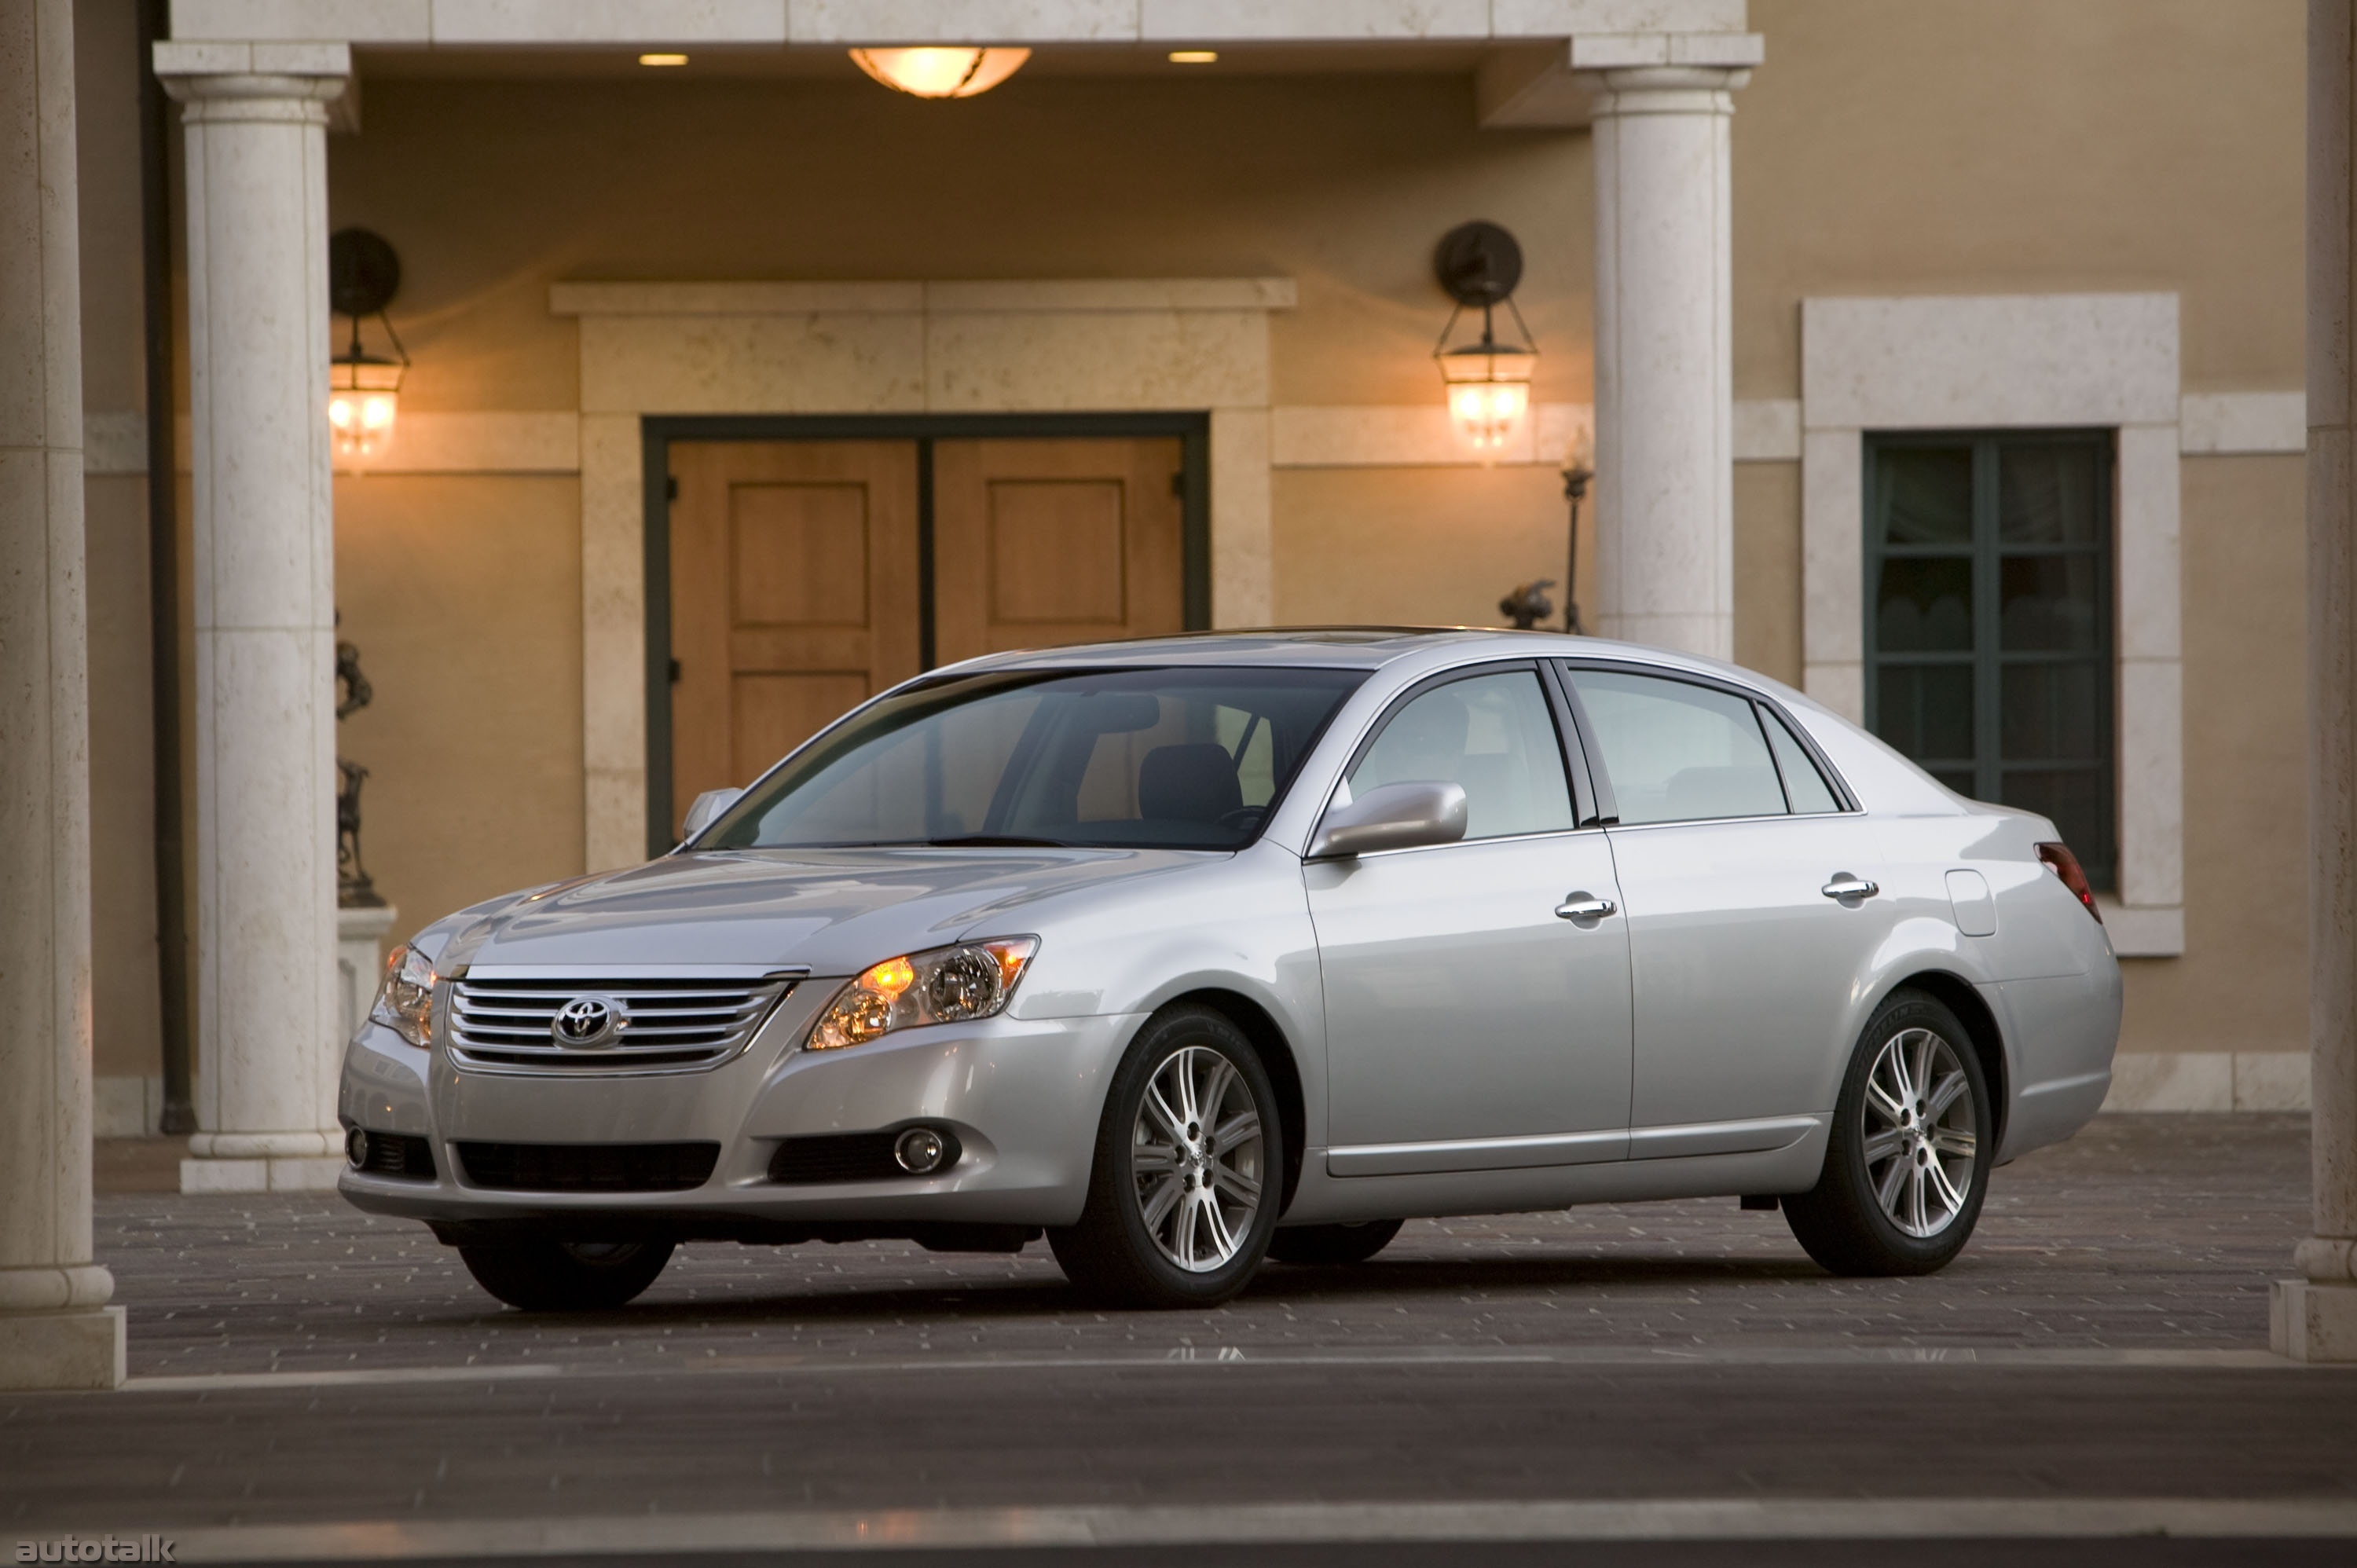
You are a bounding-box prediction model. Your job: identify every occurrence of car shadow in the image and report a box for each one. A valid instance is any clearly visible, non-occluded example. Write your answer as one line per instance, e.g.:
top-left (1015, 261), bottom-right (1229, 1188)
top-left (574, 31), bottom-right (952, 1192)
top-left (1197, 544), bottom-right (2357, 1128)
top-left (439, 1248), bottom-right (1838, 1328)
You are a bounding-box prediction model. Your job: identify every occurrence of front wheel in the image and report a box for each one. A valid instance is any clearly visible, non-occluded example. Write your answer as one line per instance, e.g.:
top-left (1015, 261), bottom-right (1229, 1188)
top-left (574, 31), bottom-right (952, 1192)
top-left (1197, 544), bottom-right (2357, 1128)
top-left (1049, 1006), bottom-right (1282, 1309)
top-left (458, 1237), bottom-right (676, 1311)
top-left (1783, 988), bottom-right (1991, 1277)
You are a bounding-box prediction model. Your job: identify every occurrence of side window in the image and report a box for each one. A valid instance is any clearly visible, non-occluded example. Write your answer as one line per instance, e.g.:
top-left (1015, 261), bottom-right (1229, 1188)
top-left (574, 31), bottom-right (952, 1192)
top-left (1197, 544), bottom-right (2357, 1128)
top-left (1761, 708), bottom-right (1842, 814)
top-left (1567, 669), bottom-right (1787, 826)
top-left (1348, 670), bottom-right (1574, 841)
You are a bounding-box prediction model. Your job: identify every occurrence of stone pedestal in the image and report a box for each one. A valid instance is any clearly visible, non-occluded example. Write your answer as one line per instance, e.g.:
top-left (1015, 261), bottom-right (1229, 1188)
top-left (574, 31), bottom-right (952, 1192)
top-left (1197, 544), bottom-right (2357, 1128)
top-left (1584, 64), bottom-right (1749, 661)
top-left (154, 43), bottom-right (351, 1196)
top-left (0, 0), bottom-right (126, 1389)
top-left (2286, 0), bottom-right (2357, 1361)
top-left (338, 903), bottom-right (398, 1043)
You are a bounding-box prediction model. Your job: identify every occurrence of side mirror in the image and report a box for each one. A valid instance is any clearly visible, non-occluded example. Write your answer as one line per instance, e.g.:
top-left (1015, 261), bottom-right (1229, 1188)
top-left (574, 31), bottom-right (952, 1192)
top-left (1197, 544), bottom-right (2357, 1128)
top-left (1307, 781), bottom-right (1469, 859)
top-left (678, 786), bottom-right (744, 845)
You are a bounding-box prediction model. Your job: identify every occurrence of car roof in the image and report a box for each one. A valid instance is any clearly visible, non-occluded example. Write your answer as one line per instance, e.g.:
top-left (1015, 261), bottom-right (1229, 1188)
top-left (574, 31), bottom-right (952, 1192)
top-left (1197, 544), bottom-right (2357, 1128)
top-left (935, 626), bottom-right (1801, 697)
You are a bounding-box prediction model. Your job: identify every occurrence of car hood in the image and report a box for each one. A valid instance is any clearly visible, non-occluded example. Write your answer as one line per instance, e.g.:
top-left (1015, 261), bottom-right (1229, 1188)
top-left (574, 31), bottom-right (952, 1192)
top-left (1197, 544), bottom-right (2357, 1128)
top-left (435, 847), bottom-right (1215, 974)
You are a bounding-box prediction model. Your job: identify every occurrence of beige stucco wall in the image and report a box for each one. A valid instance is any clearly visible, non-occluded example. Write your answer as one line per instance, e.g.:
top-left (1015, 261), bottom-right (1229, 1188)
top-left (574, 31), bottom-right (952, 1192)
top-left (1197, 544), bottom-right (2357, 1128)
top-left (2119, 453), bottom-right (2309, 1054)
top-left (65, 2), bottom-right (2313, 1091)
top-left (1736, 0), bottom-right (2305, 399)
top-left (1730, 0), bottom-right (2308, 1060)
top-left (332, 476), bottom-right (587, 947)
top-left (330, 74), bottom-right (1592, 416)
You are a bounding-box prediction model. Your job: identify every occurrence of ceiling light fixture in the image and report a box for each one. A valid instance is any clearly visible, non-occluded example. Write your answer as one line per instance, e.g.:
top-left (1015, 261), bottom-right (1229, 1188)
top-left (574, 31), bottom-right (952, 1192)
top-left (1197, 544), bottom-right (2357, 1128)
top-left (639, 53), bottom-right (688, 67)
top-left (1169, 50), bottom-right (1218, 64)
top-left (849, 47), bottom-right (1031, 98)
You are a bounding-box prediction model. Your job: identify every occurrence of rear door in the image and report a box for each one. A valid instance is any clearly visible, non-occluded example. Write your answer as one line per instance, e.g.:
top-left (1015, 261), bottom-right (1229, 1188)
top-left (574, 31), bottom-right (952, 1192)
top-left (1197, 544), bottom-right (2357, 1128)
top-left (1560, 664), bottom-right (1896, 1148)
top-left (1308, 665), bottom-right (1633, 1175)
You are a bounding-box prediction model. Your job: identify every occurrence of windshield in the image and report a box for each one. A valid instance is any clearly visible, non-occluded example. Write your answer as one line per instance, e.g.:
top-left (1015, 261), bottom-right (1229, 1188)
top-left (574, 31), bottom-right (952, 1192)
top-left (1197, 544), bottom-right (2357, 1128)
top-left (698, 665), bottom-right (1367, 852)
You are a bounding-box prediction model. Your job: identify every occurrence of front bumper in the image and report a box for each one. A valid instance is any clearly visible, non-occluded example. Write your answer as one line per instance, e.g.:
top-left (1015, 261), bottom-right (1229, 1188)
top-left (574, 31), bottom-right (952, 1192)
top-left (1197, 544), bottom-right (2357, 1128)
top-left (336, 984), bottom-right (1134, 1237)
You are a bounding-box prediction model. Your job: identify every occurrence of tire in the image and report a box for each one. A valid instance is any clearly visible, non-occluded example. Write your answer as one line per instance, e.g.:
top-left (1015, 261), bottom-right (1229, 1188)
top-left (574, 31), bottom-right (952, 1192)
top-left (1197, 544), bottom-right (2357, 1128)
top-left (1783, 987), bottom-right (1992, 1277)
top-left (1048, 1004), bottom-right (1283, 1309)
top-left (458, 1237), bottom-right (676, 1311)
top-left (1267, 1218), bottom-right (1404, 1266)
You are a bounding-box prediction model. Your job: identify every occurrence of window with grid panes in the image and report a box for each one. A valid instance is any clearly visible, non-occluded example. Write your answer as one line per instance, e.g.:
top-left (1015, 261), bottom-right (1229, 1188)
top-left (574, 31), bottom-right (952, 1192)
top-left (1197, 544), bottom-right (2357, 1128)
top-left (1864, 431), bottom-right (2115, 890)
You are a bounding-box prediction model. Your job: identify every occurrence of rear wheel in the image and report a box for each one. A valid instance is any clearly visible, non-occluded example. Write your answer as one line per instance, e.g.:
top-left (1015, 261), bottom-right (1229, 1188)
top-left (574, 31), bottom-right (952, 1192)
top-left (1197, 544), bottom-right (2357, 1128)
top-left (1049, 1005), bottom-right (1281, 1309)
top-left (1783, 987), bottom-right (1990, 1277)
top-left (458, 1238), bottom-right (676, 1311)
top-left (1267, 1218), bottom-right (1404, 1266)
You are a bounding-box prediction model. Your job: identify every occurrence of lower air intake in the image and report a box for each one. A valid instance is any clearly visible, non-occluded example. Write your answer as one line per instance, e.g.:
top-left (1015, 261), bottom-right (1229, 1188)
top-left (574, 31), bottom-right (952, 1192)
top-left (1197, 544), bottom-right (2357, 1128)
top-left (455, 1141), bottom-right (719, 1193)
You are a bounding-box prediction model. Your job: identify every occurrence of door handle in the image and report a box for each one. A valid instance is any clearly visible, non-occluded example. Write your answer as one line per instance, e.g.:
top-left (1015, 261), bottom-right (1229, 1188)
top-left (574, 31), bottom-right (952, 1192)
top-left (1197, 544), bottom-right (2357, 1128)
top-left (1555, 893), bottom-right (1618, 921)
top-left (1821, 874), bottom-right (1879, 901)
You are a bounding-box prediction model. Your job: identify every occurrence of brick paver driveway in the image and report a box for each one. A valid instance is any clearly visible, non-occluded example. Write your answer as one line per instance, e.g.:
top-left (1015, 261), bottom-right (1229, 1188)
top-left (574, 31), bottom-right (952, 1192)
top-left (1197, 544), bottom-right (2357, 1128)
top-left (5, 1114), bottom-right (2352, 1563)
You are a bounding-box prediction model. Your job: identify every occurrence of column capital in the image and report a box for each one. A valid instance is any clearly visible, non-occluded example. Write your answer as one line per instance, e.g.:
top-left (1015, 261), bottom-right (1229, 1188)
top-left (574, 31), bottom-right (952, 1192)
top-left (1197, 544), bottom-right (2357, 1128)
top-left (1583, 65), bottom-right (1751, 118)
top-left (153, 38), bottom-right (350, 107)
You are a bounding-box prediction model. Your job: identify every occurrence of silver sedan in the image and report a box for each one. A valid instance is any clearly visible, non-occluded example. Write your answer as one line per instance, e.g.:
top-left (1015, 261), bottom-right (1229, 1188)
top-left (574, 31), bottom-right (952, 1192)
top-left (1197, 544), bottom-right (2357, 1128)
top-left (339, 630), bottom-right (2121, 1311)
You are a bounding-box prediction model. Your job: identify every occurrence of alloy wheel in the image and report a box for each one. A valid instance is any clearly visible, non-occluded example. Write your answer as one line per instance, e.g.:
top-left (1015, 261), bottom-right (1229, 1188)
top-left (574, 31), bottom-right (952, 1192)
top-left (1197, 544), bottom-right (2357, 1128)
top-left (1130, 1045), bottom-right (1265, 1272)
top-left (1861, 1026), bottom-right (1978, 1238)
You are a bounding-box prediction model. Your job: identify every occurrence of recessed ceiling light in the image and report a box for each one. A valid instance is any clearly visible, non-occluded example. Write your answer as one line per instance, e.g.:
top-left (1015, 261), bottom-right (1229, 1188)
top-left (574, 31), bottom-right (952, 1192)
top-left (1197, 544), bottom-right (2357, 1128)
top-left (639, 53), bottom-right (688, 67)
top-left (1168, 50), bottom-right (1218, 64)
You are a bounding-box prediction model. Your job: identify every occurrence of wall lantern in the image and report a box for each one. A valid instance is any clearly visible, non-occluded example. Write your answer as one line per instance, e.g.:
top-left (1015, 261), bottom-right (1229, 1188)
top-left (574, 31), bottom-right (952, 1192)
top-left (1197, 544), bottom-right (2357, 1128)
top-left (328, 228), bottom-right (408, 460)
top-left (1432, 220), bottom-right (1538, 454)
top-left (849, 47), bottom-right (1031, 98)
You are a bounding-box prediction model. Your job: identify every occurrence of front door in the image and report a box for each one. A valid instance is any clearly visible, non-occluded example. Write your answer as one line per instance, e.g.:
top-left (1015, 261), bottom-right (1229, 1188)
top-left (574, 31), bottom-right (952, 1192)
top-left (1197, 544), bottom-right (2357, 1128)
top-left (668, 435), bottom-right (1189, 838)
top-left (669, 441), bottom-right (922, 837)
top-left (1308, 666), bottom-right (1634, 1176)
top-left (1560, 664), bottom-right (1897, 1144)
top-left (932, 436), bottom-right (1186, 665)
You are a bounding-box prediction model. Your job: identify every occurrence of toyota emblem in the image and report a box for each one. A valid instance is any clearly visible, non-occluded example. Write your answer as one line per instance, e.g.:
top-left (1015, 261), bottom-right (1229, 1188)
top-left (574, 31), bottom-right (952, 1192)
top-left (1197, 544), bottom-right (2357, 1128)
top-left (551, 995), bottom-right (626, 1048)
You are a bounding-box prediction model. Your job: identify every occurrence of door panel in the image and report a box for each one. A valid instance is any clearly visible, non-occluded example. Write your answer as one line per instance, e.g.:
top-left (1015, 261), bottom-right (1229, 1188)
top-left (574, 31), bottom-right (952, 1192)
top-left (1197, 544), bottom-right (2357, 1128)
top-left (669, 441), bottom-right (920, 837)
top-left (1605, 816), bottom-right (1899, 1134)
top-left (933, 438), bottom-right (1184, 664)
top-left (1310, 834), bottom-right (1633, 1166)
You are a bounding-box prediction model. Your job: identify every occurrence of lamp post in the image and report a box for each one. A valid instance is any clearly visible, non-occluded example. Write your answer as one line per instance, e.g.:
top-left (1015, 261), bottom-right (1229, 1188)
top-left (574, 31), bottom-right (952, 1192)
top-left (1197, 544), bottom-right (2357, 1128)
top-left (1561, 455), bottom-right (1593, 636)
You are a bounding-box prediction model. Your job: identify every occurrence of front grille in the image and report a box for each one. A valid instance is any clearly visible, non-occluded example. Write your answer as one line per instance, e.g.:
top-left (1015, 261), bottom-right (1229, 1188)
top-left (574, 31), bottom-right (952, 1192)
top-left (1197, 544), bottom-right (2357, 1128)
top-left (454, 1141), bottom-right (720, 1193)
top-left (768, 1130), bottom-right (962, 1185)
top-left (356, 1130), bottom-right (436, 1180)
top-left (448, 967), bottom-right (797, 1075)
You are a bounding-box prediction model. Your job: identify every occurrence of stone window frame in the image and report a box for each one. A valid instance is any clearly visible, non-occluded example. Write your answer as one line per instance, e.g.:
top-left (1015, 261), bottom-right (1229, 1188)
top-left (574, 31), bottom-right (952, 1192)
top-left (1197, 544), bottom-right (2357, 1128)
top-left (1799, 293), bottom-right (2183, 957)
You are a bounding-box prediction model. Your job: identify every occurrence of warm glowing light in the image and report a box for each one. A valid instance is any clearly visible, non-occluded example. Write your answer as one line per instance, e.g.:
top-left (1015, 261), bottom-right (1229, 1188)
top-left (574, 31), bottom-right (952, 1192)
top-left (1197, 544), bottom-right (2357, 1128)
top-left (1446, 380), bottom-right (1530, 452)
top-left (1168, 50), bottom-right (1218, 64)
top-left (849, 46), bottom-right (1031, 98)
top-left (327, 387), bottom-right (399, 459)
top-left (863, 955), bottom-right (918, 998)
top-left (639, 52), bottom-right (688, 67)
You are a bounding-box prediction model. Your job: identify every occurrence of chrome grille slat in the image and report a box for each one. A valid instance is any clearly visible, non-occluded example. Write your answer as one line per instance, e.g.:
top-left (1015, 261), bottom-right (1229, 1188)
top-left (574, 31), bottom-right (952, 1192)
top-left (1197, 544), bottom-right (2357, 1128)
top-left (446, 967), bottom-right (799, 1077)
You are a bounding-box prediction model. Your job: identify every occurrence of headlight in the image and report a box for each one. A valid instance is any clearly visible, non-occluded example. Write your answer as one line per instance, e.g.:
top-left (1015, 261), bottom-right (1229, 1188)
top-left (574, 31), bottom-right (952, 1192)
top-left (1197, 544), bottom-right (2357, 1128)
top-left (369, 943), bottom-right (438, 1049)
top-left (807, 937), bottom-right (1038, 1052)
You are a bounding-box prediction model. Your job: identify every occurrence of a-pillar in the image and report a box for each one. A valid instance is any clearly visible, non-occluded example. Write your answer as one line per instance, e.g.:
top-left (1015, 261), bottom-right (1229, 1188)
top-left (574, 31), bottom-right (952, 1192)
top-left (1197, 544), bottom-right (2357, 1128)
top-left (0, 0), bottom-right (126, 1390)
top-left (1584, 52), bottom-right (1754, 660)
top-left (154, 42), bottom-right (350, 1194)
top-left (2282, 0), bottom-right (2357, 1362)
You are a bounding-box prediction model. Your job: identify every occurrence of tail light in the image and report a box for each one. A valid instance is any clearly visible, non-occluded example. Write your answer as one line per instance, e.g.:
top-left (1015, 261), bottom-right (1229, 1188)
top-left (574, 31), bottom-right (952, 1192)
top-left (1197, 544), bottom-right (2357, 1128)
top-left (2036, 842), bottom-right (2102, 923)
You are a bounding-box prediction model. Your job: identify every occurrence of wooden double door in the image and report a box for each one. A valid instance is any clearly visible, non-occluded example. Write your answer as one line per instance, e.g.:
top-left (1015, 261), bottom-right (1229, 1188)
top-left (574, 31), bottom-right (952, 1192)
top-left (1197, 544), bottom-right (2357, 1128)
top-left (667, 436), bottom-right (1187, 835)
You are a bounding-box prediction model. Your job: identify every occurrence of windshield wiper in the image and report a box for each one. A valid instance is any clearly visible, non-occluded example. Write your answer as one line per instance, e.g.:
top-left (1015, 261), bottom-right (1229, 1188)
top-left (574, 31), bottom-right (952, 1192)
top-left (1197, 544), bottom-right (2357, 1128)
top-left (921, 834), bottom-right (1072, 848)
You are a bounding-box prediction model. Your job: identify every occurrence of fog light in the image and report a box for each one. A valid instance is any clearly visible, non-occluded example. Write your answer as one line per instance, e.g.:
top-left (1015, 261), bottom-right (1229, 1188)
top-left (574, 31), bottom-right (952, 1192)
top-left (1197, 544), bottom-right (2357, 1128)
top-left (894, 1127), bottom-right (949, 1174)
top-left (346, 1127), bottom-right (371, 1170)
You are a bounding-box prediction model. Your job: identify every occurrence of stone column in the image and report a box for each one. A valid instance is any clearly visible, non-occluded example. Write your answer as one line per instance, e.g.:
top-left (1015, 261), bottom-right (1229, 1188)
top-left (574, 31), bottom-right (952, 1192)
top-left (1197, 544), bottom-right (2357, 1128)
top-left (154, 42), bottom-right (350, 1194)
top-left (1585, 64), bottom-right (1750, 661)
top-left (0, 0), bottom-right (126, 1390)
top-left (2282, 0), bottom-right (2357, 1362)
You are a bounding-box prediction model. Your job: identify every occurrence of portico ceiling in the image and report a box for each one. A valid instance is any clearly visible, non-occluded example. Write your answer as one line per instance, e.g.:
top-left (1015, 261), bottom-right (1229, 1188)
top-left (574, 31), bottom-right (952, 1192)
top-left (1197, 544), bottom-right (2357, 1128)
top-left (166, 1), bottom-right (1763, 127)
